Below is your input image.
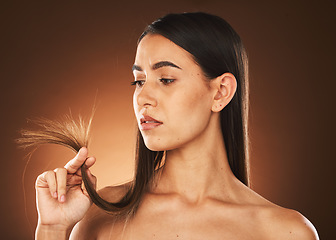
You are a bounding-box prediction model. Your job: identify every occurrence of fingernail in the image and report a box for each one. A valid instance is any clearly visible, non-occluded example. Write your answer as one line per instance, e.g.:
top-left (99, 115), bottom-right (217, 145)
top-left (60, 195), bottom-right (65, 202)
top-left (53, 192), bottom-right (58, 198)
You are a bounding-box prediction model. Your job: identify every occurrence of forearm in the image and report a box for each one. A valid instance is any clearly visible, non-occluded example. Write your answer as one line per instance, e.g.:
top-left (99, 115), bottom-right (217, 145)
top-left (35, 224), bottom-right (73, 240)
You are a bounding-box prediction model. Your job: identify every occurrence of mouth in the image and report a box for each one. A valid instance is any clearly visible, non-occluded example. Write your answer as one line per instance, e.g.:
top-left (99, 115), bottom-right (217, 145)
top-left (140, 115), bottom-right (163, 130)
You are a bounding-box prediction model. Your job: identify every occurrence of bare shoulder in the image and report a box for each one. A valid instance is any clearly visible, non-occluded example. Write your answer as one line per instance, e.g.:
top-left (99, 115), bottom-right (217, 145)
top-left (258, 205), bottom-right (319, 240)
top-left (69, 182), bottom-right (132, 240)
top-left (234, 182), bottom-right (319, 239)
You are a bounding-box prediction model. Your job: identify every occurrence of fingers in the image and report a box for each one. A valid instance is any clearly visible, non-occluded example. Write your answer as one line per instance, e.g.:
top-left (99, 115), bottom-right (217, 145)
top-left (64, 147), bottom-right (88, 173)
top-left (36, 148), bottom-right (97, 202)
top-left (74, 156), bottom-right (96, 177)
top-left (55, 168), bottom-right (67, 202)
top-left (85, 156), bottom-right (96, 169)
top-left (40, 168), bottom-right (68, 202)
top-left (43, 171), bottom-right (58, 199)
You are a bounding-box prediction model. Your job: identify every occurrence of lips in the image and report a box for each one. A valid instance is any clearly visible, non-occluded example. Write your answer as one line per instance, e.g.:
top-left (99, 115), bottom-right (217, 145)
top-left (140, 115), bottom-right (163, 130)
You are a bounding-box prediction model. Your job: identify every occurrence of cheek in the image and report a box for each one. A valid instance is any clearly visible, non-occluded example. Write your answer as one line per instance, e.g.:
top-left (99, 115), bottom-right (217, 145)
top-left (179, 87), bottom-right (211, 119)
top-left (168, 89), bottom-right (212, 141)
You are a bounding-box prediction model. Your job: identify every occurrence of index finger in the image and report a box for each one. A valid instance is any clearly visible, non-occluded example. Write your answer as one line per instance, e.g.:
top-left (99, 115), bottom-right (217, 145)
top-left (64, 147), bottom-right (88, 173)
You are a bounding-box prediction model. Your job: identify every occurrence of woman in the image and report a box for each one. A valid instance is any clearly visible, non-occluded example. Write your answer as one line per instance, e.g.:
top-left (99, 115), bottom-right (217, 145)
top-left (28, 12), bottom-right (318, 239)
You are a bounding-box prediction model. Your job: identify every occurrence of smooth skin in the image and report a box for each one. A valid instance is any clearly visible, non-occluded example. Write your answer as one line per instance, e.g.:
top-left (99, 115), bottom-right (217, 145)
top-left (35, 34), bottom-right (319, 239)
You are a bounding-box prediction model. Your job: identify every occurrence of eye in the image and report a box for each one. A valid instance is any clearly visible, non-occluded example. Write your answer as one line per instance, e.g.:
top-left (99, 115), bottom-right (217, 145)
top-left (131, 80), bottom-right (145, 87)
top-left (160, 78), bottom-right (175, 85)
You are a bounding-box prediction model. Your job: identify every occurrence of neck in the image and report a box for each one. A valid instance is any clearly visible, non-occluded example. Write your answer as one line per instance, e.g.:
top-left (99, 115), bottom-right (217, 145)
top-left (152, 113), bottom-right (237, 204)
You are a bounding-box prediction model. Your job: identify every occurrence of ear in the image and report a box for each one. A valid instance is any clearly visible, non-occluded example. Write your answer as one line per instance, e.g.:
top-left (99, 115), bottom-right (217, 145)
top-left (211, 73), bottom-right (237, 112)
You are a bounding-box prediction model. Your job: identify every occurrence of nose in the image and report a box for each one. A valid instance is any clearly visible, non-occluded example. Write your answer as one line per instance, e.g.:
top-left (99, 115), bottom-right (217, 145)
top-left (134, 81), bottom-right (158, 108)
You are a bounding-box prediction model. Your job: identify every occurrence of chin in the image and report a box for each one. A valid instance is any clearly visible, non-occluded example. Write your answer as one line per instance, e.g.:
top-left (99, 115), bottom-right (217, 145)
top-left (143, 138), bottom-right (166, 152)
top-left (143, 136), bottom-right (184, 152)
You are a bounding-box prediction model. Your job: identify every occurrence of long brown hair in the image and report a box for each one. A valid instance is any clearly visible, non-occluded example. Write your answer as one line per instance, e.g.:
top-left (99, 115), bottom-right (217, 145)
top-left (18, 12), bottom-right (250, 217)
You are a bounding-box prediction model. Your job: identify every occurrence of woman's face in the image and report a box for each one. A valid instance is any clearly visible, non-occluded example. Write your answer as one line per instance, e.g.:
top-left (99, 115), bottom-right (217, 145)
top-left (133, 34), bottom-right (216, 151)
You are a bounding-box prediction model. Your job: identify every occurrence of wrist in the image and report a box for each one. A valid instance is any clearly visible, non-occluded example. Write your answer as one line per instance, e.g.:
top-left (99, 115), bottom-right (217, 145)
top-left (36, 224), bottom-right (73, 240)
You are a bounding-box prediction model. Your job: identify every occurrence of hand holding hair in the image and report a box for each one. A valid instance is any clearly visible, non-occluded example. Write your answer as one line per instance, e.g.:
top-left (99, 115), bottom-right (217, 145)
top-left (35, 147), bottom-right (97, 235)
top-left (17, 115), bottom-right (100, 238)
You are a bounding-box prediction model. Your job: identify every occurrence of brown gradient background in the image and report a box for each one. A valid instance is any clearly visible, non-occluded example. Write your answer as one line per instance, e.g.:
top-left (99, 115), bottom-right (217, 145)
top-left (1, 0), bottom-right (335, 239)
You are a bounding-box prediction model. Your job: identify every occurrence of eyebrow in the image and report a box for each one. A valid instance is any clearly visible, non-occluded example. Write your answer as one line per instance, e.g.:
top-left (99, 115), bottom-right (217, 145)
top-left (132, 61), bottom-right (182, 72)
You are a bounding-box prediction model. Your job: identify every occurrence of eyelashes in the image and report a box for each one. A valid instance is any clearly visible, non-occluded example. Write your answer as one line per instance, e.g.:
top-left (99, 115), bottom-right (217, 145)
top-left (131, 78), bottom-right (175, 87)
top-left (160, 78), bottom-right (175, 85)
top-left (131, 80), bottom-right (145, 87)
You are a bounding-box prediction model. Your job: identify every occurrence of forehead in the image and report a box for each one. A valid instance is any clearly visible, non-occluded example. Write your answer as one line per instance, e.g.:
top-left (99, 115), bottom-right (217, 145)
top-left (134, 34), bottom-right (195, 67)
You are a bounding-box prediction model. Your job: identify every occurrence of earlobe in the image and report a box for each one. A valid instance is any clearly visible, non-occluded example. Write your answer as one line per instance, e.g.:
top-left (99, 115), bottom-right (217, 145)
top-left (211, 73), bottom-right (237, 112)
